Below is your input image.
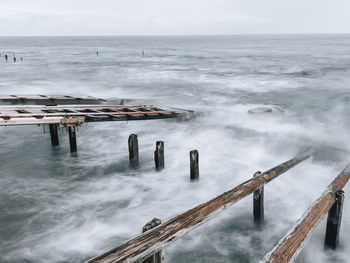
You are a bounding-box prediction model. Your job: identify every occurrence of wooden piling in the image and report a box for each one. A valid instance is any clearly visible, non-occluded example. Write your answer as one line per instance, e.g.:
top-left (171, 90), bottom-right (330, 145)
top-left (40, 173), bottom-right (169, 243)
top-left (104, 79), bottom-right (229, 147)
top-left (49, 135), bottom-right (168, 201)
top-left (68, 126), bottom-right (77, 153)
top-left (49, 124), bottom-right (59, 147)
top-left (142, 218), bottom-right (164, 263)
top-left (253, 171), bottom-right (264, 225)
top-left (85, 151), bottom-right (311, 263)
top-left (324, 190), bottom-right (344, 249)
top-left (154, 141), bottom-right (164, 171)
top-left (128, 134), bottom-right (139, 166)
top-left (190, 150), bottom-right (199, 180)
top-left (261, 166), bottom-right (350, 263)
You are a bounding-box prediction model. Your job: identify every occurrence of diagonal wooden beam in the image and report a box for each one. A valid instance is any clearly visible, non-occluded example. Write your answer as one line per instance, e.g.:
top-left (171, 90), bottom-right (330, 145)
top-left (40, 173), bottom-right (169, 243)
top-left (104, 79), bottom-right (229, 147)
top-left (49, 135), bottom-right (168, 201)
top-left (86, 151), bottom-right (312, 263)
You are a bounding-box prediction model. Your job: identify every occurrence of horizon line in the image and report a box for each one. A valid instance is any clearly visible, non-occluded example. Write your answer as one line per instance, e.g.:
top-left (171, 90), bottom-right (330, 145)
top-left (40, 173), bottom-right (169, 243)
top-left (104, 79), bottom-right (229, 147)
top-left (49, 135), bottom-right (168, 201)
top-left (1, 33), bottom-right (350, 37)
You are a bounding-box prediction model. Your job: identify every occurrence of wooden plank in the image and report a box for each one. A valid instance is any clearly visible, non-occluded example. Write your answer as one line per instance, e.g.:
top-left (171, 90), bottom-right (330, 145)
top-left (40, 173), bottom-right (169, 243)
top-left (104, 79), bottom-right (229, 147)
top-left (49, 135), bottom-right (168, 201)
top-left (0, 104), bottom-right (180, 126)
top-left (0, 110), bottom-right (176, 119)
top-left (0, 116), bottom-right (85, 126)
top-left (85, 151), bottom-right (311, 263)
top-left (142, 219), bottom-right (164, 263)
top-left (0, 95), bottom-right (105, 105)
top-left (0, 105), bottom-right (157, 111)
top-left (260, 166), bottom-right (350, 263)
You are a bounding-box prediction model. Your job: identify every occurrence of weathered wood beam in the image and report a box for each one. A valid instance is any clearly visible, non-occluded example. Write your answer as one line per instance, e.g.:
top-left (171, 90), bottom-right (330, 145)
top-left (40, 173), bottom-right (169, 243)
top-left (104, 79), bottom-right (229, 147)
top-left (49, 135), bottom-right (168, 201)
top-left (49, 124), bottom-right (59, 147)
top-left (142, 218), bottom-right (164, 263)
top-left (190, 150), bottom-right (199, 181)
top-left (0, 105), bottom-right (157, 111)
top-left (253, 171), bottom-right (264, 226)
top-left (154, 141), bottom-right (164, 171)
top-left (68, 126), bottom-right (77, 153)
top-left (86, 151), bottom-right (311, 263)
top-left (128, 134), bottom-right (139, 167)
top-left (0, 110), bottom-right (176, 118)
top-left (324, 190), bottom-right (344, 249)
top-left (0, 116), bottom-right (85, 126)
top-left (260, 165), bottom-right (350, 263)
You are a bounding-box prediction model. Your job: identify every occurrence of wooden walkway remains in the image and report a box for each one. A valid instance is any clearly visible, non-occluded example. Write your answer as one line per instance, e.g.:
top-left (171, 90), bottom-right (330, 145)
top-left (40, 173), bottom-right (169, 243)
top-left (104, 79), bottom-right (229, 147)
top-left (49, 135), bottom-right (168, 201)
top-left (86, 151), bottom-right (312, 263)
top-left (0, 95), bottom-right (105, 106)
top-left (0, 98), bottom-right (191, 153)
top-left (0, 105), bottom-right (180, 126)
top-left (261, 166), bottom-right (350, 263)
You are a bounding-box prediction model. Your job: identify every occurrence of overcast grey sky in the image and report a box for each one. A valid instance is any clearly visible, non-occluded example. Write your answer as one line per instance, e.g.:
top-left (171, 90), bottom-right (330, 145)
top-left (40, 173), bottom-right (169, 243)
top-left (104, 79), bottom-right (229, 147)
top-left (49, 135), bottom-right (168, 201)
top-left (0, 0), bottom-right (349, 36)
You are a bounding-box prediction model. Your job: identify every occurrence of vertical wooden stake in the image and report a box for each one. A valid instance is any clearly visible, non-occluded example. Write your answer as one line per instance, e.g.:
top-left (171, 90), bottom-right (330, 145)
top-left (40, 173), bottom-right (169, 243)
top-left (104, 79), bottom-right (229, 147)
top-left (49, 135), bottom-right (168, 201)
top-left (253, 171), bottom-right (264, 226)
top-left (190, 150), bottom-right (199, 181)
top-left (68, 126), bottom-right (77, 154)
top-left (142, 218), bottom-right (164, 263)
top-left (49, 124), bottom-right (59, 147)
top-left (154, 141), bottom-right (164, 171)
top-left (128, 134), bottom-right (139, 167)
top-left (324, 190), bottom-right (344, 249)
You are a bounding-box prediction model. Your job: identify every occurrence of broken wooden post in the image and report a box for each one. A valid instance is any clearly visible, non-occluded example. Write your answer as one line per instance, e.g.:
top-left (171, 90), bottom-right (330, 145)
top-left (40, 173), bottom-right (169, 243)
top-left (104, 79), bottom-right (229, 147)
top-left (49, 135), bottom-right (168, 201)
top-left (68, 126), bottom-right (77, 153)
top-left (253, 171), bottom-right (264, 226)
top-left (128, 134), bottom-right (139, 167)
top-left (261, 166), bottom-right (350, 263)
top-left (190, 150), bottom-right (199, 180)
top-left (142, 218), bottom-right (164, 263)
top-left (86, 151), bottom-right (312, 263)
top-left (49, 124), bottom-right (59, 147)
top-left (154, 141), bottom-right (164, 171)
top-left (324, 190), bottom-right (344, 249)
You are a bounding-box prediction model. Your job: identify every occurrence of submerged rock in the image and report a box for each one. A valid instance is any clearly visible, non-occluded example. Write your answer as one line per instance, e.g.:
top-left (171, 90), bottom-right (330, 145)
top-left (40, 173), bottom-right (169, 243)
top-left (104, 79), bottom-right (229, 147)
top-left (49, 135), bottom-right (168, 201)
top-left (248, 106), bottom-right (284, 115)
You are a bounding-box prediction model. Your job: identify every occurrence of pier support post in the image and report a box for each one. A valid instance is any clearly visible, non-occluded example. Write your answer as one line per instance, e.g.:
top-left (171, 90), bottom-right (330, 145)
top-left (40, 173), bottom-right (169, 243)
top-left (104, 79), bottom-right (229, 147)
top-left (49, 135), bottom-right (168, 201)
top-left (128, 134), bottom-right (139, 167)
top-left (253, 171), bottom-right (264, 225)
top-left (190, 150), bottom-right (199, 181)
top-left (142, 218), bottom-right (164, 263)
top-left (154, 141), bottom-right (164, 171)
top-left (49, 124), bottom-right (59, 147)
top-left (324, 190), bottom-right (344, 249)
top-left (68, 126), bottom-right (77, 153)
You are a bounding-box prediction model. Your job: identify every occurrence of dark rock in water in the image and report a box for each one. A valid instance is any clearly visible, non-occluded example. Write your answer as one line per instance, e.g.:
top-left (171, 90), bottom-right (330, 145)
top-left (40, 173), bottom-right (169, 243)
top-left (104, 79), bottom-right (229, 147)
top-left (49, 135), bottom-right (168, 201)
top-left (248, 106), bottom-right (284, 115)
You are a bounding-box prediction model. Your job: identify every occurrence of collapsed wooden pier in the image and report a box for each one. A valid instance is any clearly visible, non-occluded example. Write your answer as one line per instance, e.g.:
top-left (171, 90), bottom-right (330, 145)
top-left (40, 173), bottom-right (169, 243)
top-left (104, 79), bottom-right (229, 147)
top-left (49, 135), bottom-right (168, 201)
top-left (0, 94), bottom-right (105, 106)
top-left (86, 152), bottom-right (312, 263)
top-left (0, 103), bottom-right (189, 153)
top-left (0, 105), bottom-right (180, 126)
top-left (85, 151), bottom-right (349, 263)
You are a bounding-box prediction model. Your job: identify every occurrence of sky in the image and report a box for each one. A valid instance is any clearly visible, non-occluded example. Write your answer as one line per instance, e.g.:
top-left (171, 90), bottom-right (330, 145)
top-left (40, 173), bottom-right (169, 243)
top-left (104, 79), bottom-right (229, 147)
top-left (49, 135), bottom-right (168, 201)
top-left (0, 0), bottom-right (350, 36)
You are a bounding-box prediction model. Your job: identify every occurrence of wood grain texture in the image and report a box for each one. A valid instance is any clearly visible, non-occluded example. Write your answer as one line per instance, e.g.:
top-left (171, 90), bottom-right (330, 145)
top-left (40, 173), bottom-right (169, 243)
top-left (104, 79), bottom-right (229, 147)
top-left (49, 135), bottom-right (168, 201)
top-left (260, 165), bottom-right (350, 263)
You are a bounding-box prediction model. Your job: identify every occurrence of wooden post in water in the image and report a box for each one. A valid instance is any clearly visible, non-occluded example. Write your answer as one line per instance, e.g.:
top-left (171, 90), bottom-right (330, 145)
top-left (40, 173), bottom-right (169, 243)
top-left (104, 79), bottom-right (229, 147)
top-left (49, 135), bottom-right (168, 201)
top-left (128, 134), bottom-right (139, 167)
top-left (142, 218), bottom-right (164, 263)
top-left (154, 141), bottom-right (164, 171)
top-left (261, 166), bottom-right (350, 263)
top-left (190, 150), bottom-right (199, 180)
top-left (324, 190), bottom-right (344, 249)
top-left (85, 151), bottom-right (312, 263)
top-left (49, 124), bottom-right (59, 147)
top-left (253, 171), bottom-right (264, 225)
top-left (68, 126), bottom-right (77, 153)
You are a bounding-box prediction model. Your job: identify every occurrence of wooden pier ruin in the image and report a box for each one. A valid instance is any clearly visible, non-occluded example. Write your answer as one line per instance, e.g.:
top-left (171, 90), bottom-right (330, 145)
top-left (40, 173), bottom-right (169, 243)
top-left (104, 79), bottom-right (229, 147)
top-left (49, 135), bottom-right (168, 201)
top-left (0, 94), bottom-right (105, 106)
top-left (85, 150), bottom-right (348, 263)
top-left (0, 102), bottom-right (188, 153)
top-left (1, 95), bottom-right (348, 262)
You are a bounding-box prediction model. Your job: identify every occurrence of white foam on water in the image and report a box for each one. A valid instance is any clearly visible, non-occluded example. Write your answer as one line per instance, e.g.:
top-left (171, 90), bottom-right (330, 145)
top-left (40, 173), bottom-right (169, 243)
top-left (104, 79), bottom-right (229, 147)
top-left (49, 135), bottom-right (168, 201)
top-left (0, 35), bottom-right (350, 263)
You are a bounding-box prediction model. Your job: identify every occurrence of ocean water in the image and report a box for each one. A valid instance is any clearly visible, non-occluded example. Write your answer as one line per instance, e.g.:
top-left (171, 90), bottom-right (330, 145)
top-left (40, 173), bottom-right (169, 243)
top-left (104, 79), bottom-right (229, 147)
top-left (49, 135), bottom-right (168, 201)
top-left (0, 35), bottom-right (350, 263)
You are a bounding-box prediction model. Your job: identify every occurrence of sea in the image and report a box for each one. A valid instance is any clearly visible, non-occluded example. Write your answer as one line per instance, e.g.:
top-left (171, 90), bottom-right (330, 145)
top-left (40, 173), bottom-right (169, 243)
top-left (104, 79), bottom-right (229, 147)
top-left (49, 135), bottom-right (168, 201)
top-left (0, 35), bottom-right (349, 263)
